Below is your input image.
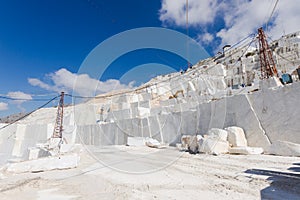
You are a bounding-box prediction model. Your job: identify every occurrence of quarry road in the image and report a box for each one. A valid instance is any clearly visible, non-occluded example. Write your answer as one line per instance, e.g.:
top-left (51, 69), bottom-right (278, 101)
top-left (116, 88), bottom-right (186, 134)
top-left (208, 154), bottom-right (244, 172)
top-left (0, 146), bottom-right (299, 200)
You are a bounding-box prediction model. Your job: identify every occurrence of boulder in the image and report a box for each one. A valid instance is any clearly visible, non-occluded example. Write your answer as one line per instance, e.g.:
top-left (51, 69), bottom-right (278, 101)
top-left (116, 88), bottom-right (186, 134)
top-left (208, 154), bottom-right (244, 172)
top-left (199, 137), bottom-right (229, 155)
top-left (181, 135), bottom-right (191, 150)
top-left (207, 128), bottom-right (228, 141)
top-left (145, 138), bottom-right (163, 148)
top-left (180, 135), bottom-right (203, 154)
top-left (127, 137), bottom-right (145, 146)
top-left (225, 126), bottom-right (247, 147)
top-left (188, 135), bottom-right (200, 154)
top-left (27, 147), bottom-right (51, 160)
top-left (229, 147), bottom-right (263, 155)
top-left (266, 140), bottom-right (300, 157)
top-left (6, 154), bottom-right (80, 173)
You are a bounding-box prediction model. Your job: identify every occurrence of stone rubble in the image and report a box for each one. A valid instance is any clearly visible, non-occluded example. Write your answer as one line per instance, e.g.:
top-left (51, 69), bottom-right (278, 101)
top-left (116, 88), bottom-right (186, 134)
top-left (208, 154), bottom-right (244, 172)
top-left (5, 154), bottom-right (80, 174)
top-left (179, 126), bottom-right (266, 156)
top-left (225, 126), bottom-right (248, 147)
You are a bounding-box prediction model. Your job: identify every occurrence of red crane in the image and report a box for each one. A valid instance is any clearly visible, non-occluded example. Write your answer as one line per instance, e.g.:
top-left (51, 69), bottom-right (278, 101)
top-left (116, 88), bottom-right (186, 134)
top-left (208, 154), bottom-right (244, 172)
top-left (258, 27), bottom-right (278, 79)
top-left (52, 92), bottom-right (64, 138)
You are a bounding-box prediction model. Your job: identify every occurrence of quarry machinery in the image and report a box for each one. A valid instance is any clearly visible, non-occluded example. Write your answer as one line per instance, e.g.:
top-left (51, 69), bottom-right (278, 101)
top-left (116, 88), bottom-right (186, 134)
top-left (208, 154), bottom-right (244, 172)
top-left (258, 27), bottom-right (279, 79)
top-left (52, 92), bottom-right (64, 138)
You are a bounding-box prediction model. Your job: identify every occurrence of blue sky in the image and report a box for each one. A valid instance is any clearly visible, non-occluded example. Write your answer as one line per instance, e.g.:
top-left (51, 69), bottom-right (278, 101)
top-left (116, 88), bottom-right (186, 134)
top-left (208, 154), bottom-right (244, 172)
top-left (0, 0), bottom-right (163, 116)
top-left (1, 0), bottom-right (300, 116)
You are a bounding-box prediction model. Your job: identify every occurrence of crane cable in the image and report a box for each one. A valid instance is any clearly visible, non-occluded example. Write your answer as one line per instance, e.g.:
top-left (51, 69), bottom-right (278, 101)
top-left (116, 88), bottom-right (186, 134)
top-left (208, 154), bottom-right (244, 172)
top-left (0, 95), bottom-right (60, 134)
top-left (266, 0), bottom-right (280, 32)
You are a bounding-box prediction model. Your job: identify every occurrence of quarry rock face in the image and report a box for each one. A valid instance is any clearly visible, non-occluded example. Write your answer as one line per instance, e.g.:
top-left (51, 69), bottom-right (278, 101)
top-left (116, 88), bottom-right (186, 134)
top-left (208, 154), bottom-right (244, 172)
top-left (267, 140), bottom-right (300, 156)
top-left (259, 77), bottom-right (283, 90)
top-left (225, 126), bottom-right (248, 147)
top-left (1, 53), bottom-right (300, 165)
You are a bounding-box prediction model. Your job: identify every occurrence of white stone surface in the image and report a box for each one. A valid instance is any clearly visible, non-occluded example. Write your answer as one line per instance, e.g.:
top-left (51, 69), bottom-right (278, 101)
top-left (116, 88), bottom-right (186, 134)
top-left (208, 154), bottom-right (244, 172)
top-left (206, 64), bottom-right (227, 76)
top-left (207, 128), bottom-right (228, 141)
top-left (127, 137), bottom-right (145, 146)
top-left (119, 102), bottom-right (131, 110)
top-left (188, 81), bottom-right (196, 92)
top-left (60, 144), bottom-right (82, 154)
top-left (145, 138), bottom-right (161, 148)
top-left (259, 77), bottom-right (282, 90)
top-left (229, 147), bottom-right (264, 155)
top-left (199, 137), bottom-right (229, 155)
top-left (225, 126), bottom-right (248, 147)
top-left (76, 123), bottom-right (125, 146)
top-left (137, 107), bottom-right (150, 118)
top-left (267, 140), bottom-right (300, 157)
top-left (6, 154), bottom-right (80, 173)
top-left (1, 59), bottom-right (300, 163)
top-left (249, 82), bottom-right (300, 145)
top-left (111, 94), bottom-right (129, 104)
top-left (27, 147), bottom-right (50, 160)
top-left (62, 125), bottom-right (77, 144)
top-left (179, 111), bottom-right (198, 136)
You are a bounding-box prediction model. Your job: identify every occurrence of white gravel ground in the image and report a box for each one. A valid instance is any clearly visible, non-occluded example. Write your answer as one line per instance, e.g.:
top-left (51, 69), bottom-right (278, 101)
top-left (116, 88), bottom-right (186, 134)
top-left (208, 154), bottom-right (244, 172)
top-left (0, 146), bottom-right (299, 200)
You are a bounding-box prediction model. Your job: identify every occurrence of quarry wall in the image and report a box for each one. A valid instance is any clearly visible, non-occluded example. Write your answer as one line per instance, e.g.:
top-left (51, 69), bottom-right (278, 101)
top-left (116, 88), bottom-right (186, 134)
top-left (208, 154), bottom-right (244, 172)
top-left (0, 82), bottom-right (299, 163)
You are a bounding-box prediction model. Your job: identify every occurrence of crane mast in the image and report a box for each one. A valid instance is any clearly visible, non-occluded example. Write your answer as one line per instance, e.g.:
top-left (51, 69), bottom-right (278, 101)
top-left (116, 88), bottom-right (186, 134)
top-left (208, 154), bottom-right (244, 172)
top-left (258, 27), bottom-right (278, 79)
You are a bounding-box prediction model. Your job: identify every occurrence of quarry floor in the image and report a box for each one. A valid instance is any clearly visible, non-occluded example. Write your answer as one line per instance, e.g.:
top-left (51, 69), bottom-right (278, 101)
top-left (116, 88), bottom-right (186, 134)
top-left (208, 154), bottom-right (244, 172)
top-left (0, 146), bottom-right (299, 200)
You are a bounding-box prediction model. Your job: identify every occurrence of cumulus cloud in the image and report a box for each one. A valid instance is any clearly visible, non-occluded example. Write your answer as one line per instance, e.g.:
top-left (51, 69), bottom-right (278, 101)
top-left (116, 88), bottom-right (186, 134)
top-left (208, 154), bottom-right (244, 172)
top-left (160, 0), bottom-right (218, 27)
top-left (215, 0), bottom-right (300, 48)
top-left (28, 78), bottom-right (53, 91)
top-left (7, 91), bottom-right (33, 112)
top-left (7, 91), bottom-right (32, 104)
top-left (159, 0), bottom-right (300, 51)
top-left (0, 102), bottom-right (8, 111)
top-left (197, 32), bottom-right (214, 45)
top-left (28, 68), bottom-right (134, 97)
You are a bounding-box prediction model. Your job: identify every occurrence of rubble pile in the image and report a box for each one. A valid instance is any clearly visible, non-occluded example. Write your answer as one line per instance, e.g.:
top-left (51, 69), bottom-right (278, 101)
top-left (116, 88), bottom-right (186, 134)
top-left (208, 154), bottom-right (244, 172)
top-left (177, 126), bottom-right (264, 155)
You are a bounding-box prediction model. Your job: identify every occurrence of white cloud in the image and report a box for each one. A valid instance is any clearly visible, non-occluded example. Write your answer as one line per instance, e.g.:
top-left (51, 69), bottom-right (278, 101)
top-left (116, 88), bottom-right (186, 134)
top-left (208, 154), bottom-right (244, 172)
top-left (7, 91), bottom-right (32, 112)
top-left (267, 0), bottom-right (300, 39)
top-left (0, 102), bottom-right (8, 111)
top-left (216, 0), bottom-right (270, 47)
top-left (28, 78), bottom-right (53, 91)
top-left (159, 0), bottom-right (218, 27)
top-left (197, 32), bottom-right (214, 45)
top-left (159, 0), bottom-right (300, 51)
top-left (7, 91), bottom-right (32, 104)
top-left (28, 68), bottom-right (134, 97)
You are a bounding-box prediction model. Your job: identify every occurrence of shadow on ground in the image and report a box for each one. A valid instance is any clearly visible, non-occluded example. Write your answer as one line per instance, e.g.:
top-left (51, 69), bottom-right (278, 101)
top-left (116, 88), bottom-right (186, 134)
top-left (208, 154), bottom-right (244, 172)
top-left (245, 162), bottom-right (300, 200)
